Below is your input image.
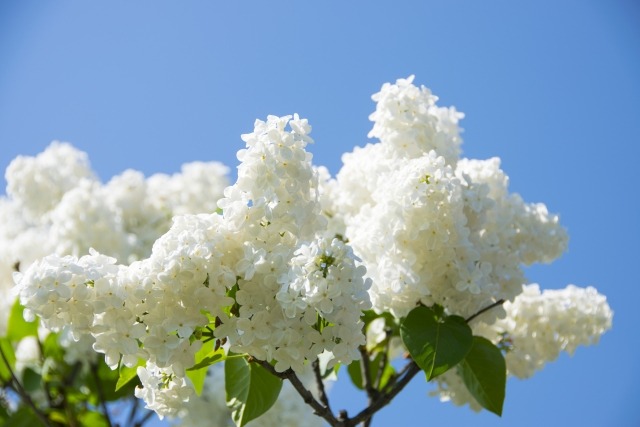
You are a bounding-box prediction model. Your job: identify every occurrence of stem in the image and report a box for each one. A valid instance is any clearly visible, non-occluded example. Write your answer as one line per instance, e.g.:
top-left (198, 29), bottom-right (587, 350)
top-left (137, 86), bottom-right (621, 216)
top-left (134, 408), bottom-right (155, 427)
top-left (255, 359), bottom-right (340, 426)
top-left (373, 331), bottom-right (392, 390)
top-left (89, 363), bottom-right (113, 427)
top-left (358, 346), bottom-right (377, 401)
top-left (349, 361), bottom-right (421, 426)
top-left (0, 344), bottom-right (52, 427)
top-left (312, 359), bottom-right (331, 411)
top-left (357, 346), bottom-right (378, 427)
top-left (126, 396), bottom-right (139, 427)
top-left (466, 299), bottom-right (505, 323)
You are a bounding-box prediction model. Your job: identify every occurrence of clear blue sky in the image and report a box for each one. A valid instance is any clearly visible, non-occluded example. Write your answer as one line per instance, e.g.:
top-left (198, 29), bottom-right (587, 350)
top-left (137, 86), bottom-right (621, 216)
top-left (1, 1), bottom-right (638, 426)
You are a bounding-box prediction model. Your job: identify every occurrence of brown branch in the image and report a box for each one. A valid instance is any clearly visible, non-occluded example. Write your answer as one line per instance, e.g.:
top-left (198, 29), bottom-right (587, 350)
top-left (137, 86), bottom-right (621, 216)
top-left (134, 408), bottom-right (155, 427)
top-left (0, 343), bottom-right (52, 427)
top-left (349, 361), bottom-right (421, 426)
top-left (255, 359), bottom-right (340, 426)
top-left (358, 347), bottom-right (377, 400)
top-left (89, 363), bottom-right (113, 427)
top-left (312, 359), bottom-right (331, 410)
top-left (466, 299), bottom-right (505, 324)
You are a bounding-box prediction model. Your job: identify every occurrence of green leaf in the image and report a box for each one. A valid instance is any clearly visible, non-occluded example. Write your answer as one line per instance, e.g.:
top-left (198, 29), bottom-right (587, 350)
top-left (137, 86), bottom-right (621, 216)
top-left (0, 338), bottom-right (16, 383)
top-left (186, 339), bottom-right (227, 395)
top-left (400, 305), bottom-right (472, 380)
top-left (458, 336), bottom-right (506, 416)
top-left (77, 411), bottom-right (109, 427)
top-left (21, 367), bottom-right (42, 392)
top-left (41, 333), bottom-right (63, 361)
top-left (187, 344), bottom-right (226, 372)
top-left (0, 406), bottom-right (46, 427)
top-left (347, 353), bottom-right (395, 391)
top-left (116, 359), bottom-right (145, 392)
top-left (225, 357), bottom-right (282, 427)
top-left (6, 300), bottom-right (38, 343)
top-left (85, 361), bottom-right (137, 403)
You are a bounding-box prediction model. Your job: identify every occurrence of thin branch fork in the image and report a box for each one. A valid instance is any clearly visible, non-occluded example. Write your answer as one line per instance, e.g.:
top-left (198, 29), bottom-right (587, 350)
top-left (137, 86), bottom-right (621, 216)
top-left (0, 344), bottom-right (53, 427)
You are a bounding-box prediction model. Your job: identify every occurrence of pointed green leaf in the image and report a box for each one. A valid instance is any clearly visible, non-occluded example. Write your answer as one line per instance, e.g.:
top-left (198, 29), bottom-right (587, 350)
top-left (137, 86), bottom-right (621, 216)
top-left (187, 339), bottom-right (227, 395)
top-left (6, 300), bottom-right (38, 343)
top-left (116, 359), bottom-right (144, 392)
top-left (225, 357), bottom-right (282, 427)
top-left (458, 336), bottom-right (506, 416)
top-left (400, 305), bottom-right (472, 380)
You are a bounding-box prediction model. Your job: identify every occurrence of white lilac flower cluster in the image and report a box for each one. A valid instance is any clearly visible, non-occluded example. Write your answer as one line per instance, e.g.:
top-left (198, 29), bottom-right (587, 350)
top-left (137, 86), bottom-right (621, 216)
top-left (16, 115), bottom-right (371, 418)
top-left (0, 142), bottom-right (230, 335)
top-left (433, 283), bottom-right (613, 410)
top-left (12, 77), bottom-right (612, 419)
top-left (318, 76), bottom-right (611, 407)
top-left (322, 76), bottom-right (569, 321)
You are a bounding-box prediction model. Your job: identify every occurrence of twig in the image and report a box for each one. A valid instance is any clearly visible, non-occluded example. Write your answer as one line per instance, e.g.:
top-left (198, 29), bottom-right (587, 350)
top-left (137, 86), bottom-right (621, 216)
top-left (0, 344), bottom-right (52, 427)
top-left (312, 359), bottom-right (331, 410)
top-left (465, 299), bottom-right (505, 323)
top-left (126, 396), bottom-right (139, 427)
top-left (255, 359), bottom-right (340, 426)
top-left (349, 361), bottom-right (421, 426)
top-left (89, 363), bottom-right (113, 427)
top-left (358, 346), bottom-right (377, 401)
top-left (134, 408), bottom-right (155, 427)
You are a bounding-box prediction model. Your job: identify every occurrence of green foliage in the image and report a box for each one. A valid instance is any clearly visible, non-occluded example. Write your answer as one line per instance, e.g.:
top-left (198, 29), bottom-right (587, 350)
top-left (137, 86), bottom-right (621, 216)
top-left (20, 368), bottom-right (41, 393)
top-left (458, 336), bottom-right (506, 416)
top-left (0, 406), bottom-right (46, 427)
top-left (225, 357), bottom-right (282, 427)
top-left (77, 411), bottom-right (109, 427)
top-left (400, 305), bottom-right (472, 380)
top-left (6, 301), bottom-right (38, 344)
top-left (347, 353), bottom-right (395, 391)
top-left (116, 358), bottom-right (145, 392)
top-left (0, 338), bottom-right (15, 383)
top-left (186, 339), bottom-right (227, 395)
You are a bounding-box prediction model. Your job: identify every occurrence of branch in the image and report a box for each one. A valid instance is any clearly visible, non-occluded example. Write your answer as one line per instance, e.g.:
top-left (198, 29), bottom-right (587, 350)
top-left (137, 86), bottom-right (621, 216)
top-left (255, 359), bottom-right (340, 426)
top-left (358, 346), bottom-right (378, 402)
top-left (134, 408), bottom-right (155, 427)
top-left (89, 363), bottom-right (113, 427)
top-left (465, 299), bottom-right (505, 324)
top-left (126, 395), bottom-right (139, 427)
top-left (312, 359), bottom-right (331, 410)
top-left (0, 344), bottom-right (53, 427)
top-left (349, 361), bottom-right (421, 426)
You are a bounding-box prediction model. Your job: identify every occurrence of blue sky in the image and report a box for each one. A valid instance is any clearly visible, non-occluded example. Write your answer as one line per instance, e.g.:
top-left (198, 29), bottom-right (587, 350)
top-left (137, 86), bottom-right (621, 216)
top-left (1, 1), bottom-right (638, 426)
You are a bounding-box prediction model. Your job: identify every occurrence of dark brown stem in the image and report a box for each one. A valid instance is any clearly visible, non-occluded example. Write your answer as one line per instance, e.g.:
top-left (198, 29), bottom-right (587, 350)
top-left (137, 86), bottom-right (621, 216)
top-left (312, 359), bottom-right (331, 410)
top-left (0, 344), bottom-right (52, 427)
top-left (126, 395), bottom-right (139, 427)
top-left (134, 408), bottom-right (155, 427)
top-left (89, 363), bottom-right (113, 427)
top-left (255, 359), bottom-right (340, 426)
top-left (349, 361), bottom-right (421, 426)
top-left (358, 346), bottom-right (377, 401)
top-left (373, 331), bottom-right (392, 390)
top-left (466, 299), bottom-right (505, 323)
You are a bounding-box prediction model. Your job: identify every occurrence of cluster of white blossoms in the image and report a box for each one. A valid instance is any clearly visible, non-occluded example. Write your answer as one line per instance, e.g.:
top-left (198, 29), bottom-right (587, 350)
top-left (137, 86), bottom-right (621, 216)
top-left (433, 283), bottom-right (613, 409)
top-left (318, 76), bottom-right (610, 408)
top-left (322, 76), bottom-right (569, 321)
top-left (0, 142), bottom-right (229, 335)
top-left (10, 76), bottom-right (612, 420)
top-left (16, 115), bottom-right (371, 418)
